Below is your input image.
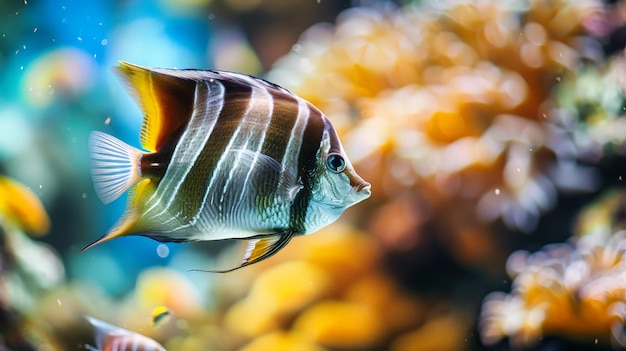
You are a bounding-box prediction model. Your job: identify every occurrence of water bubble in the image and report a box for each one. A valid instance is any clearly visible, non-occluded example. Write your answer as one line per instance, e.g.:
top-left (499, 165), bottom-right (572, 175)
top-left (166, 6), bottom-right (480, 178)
top-left (175, 319), bottom-right (188, 330)
top-left (156, 244), bottom-right (169, 258)
top-left (495, 188), bottom-right (500, 195)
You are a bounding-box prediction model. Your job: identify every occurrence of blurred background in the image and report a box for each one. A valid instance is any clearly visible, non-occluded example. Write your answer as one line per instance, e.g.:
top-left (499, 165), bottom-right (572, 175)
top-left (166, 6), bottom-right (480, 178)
top-left (2, 0), bottom-right (626, 350)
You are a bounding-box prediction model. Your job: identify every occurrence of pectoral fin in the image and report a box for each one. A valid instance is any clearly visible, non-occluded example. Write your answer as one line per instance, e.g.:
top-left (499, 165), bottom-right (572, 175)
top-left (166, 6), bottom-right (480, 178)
top-left (234, 149), bottom-right (303, 202)
top-left (197, 232), bottom-right (295, 273)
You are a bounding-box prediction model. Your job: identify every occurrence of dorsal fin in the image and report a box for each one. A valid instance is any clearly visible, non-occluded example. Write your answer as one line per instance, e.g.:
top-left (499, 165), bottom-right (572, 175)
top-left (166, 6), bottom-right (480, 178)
top-left (115, 61), bottom-right (197, 152)
top-left (116, 61), bottom-right (300, 152)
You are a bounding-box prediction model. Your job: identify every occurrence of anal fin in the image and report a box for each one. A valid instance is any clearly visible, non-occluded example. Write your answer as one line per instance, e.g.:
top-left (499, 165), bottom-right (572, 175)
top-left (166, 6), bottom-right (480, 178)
top-left (196, 232), bottom-right (295, 273)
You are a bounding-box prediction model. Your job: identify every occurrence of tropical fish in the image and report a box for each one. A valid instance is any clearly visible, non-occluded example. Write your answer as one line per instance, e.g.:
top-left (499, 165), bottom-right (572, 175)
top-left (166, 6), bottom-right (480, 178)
top-left (84, 316), bottom-right (166, 351)
top-left (151, 306), bottom-right (171, 327)
top-left (83, 61), bottom-right (370, 272)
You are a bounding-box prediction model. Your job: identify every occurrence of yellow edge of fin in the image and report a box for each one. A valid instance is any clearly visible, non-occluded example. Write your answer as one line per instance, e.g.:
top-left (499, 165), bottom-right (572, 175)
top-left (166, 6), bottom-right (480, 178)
top-left (116, 61), bottom-right (161, 152)
top-left (194, 233), bottom-right (295, 273)
top-left (80, 211), bottom-right (138, 252)
top-left (81, 179), bottom-right (153, 252)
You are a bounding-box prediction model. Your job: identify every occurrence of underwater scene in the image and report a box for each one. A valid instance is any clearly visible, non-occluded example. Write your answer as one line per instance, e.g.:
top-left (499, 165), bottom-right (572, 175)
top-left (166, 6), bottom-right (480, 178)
top-left (2, 0), bottom-right (626, 350)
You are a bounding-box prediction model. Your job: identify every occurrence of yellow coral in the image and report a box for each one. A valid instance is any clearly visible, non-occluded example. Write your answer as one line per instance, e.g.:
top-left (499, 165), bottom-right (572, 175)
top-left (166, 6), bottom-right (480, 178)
top-left (224, 261), bottom-right (331, 338)
top-left (390, 313), bottom-right (471, 351)
top-left (240, 331), bottom-right (327, 351)
top-left (134, 268), bottom-right (204, 321)
top-left (480, 230), bottom-right (626, 347)
top-left (0, 175), bottom-right (50, 236)
top-left (292, 300), bottom-right (384, 349)
top-left (269, 0), bottom-right (604, 233)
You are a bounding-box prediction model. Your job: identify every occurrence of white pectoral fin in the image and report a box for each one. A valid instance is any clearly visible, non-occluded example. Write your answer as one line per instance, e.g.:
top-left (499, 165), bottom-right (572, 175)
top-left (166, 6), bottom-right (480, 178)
top-left (233, 149), bottom-right (303, 202)
top-left (89, 131), bottom-right (144, 204)
top-left (195, 232), bottom-right (295, 273)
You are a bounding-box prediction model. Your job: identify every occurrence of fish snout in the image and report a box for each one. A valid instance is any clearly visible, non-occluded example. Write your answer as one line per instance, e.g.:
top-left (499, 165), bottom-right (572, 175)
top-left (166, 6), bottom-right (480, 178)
top-left (354, 181), bottom-right (371, 199)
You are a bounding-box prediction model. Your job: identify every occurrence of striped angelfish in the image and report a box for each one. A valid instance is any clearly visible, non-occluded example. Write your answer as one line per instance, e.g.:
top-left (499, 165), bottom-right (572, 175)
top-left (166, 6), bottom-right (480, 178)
top-left (83, 61), bottom-right (371, 272)
top-left (84, 316), bottom-right (166, 351)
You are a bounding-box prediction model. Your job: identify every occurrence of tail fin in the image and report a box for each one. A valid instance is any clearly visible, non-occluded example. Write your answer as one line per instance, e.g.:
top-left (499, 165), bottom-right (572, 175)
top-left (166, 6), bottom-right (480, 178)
top-left (89, 131), bottom-right (143, 204)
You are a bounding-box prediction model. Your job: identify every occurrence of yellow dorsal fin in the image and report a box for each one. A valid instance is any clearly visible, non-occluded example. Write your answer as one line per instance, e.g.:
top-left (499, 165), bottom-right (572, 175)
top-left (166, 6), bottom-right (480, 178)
top-left (115, 61), bottom-right (197, 152)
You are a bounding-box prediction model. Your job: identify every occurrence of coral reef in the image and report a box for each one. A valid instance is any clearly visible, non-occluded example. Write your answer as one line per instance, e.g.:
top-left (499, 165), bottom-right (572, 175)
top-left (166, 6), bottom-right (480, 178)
top-left (267, 0), bottom-right (617, 237)
top-left (480, 228), bottom-right (626, 348)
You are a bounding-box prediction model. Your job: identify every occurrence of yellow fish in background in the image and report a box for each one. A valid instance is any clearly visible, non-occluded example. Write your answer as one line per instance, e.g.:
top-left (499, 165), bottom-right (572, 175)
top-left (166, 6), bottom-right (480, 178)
top-left (151, 306), bottom-right (171, 327)
top-left (82, 62), bottom-right (371, 272)
top-left (0, 176), bottom-right (49, 236)
top-left (85, 316), bottom-right (166, 351)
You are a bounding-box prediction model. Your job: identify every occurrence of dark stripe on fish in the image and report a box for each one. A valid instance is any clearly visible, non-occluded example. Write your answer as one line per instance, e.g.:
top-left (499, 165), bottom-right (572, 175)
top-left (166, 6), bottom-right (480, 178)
top-left (250, 91), bottom-right (300, 212)
top-left (298, 105), bottom-right (325, 179)
top-left (289, 180), bottom-right (312, 234)
top-left (140, 138), bottom-right (178, 181)
top-left (177, 81), bottom-right (253, 221)
top-left (291, 104), bottom-right (325, 233)
top-left (260, 92), bottom-right (298, 162)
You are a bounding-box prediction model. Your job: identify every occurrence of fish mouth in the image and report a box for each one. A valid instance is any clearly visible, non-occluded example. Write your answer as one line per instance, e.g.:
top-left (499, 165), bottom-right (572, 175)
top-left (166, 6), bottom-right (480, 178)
top-left (342, 182), bottom-right (371, 205)
top-left (354, 182), bottom-right (371, 199)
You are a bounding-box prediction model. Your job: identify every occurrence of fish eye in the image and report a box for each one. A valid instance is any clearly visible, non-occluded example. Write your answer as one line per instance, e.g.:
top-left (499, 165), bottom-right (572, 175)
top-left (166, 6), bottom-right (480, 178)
top-left (326, 153), bottom-right (346, 173)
